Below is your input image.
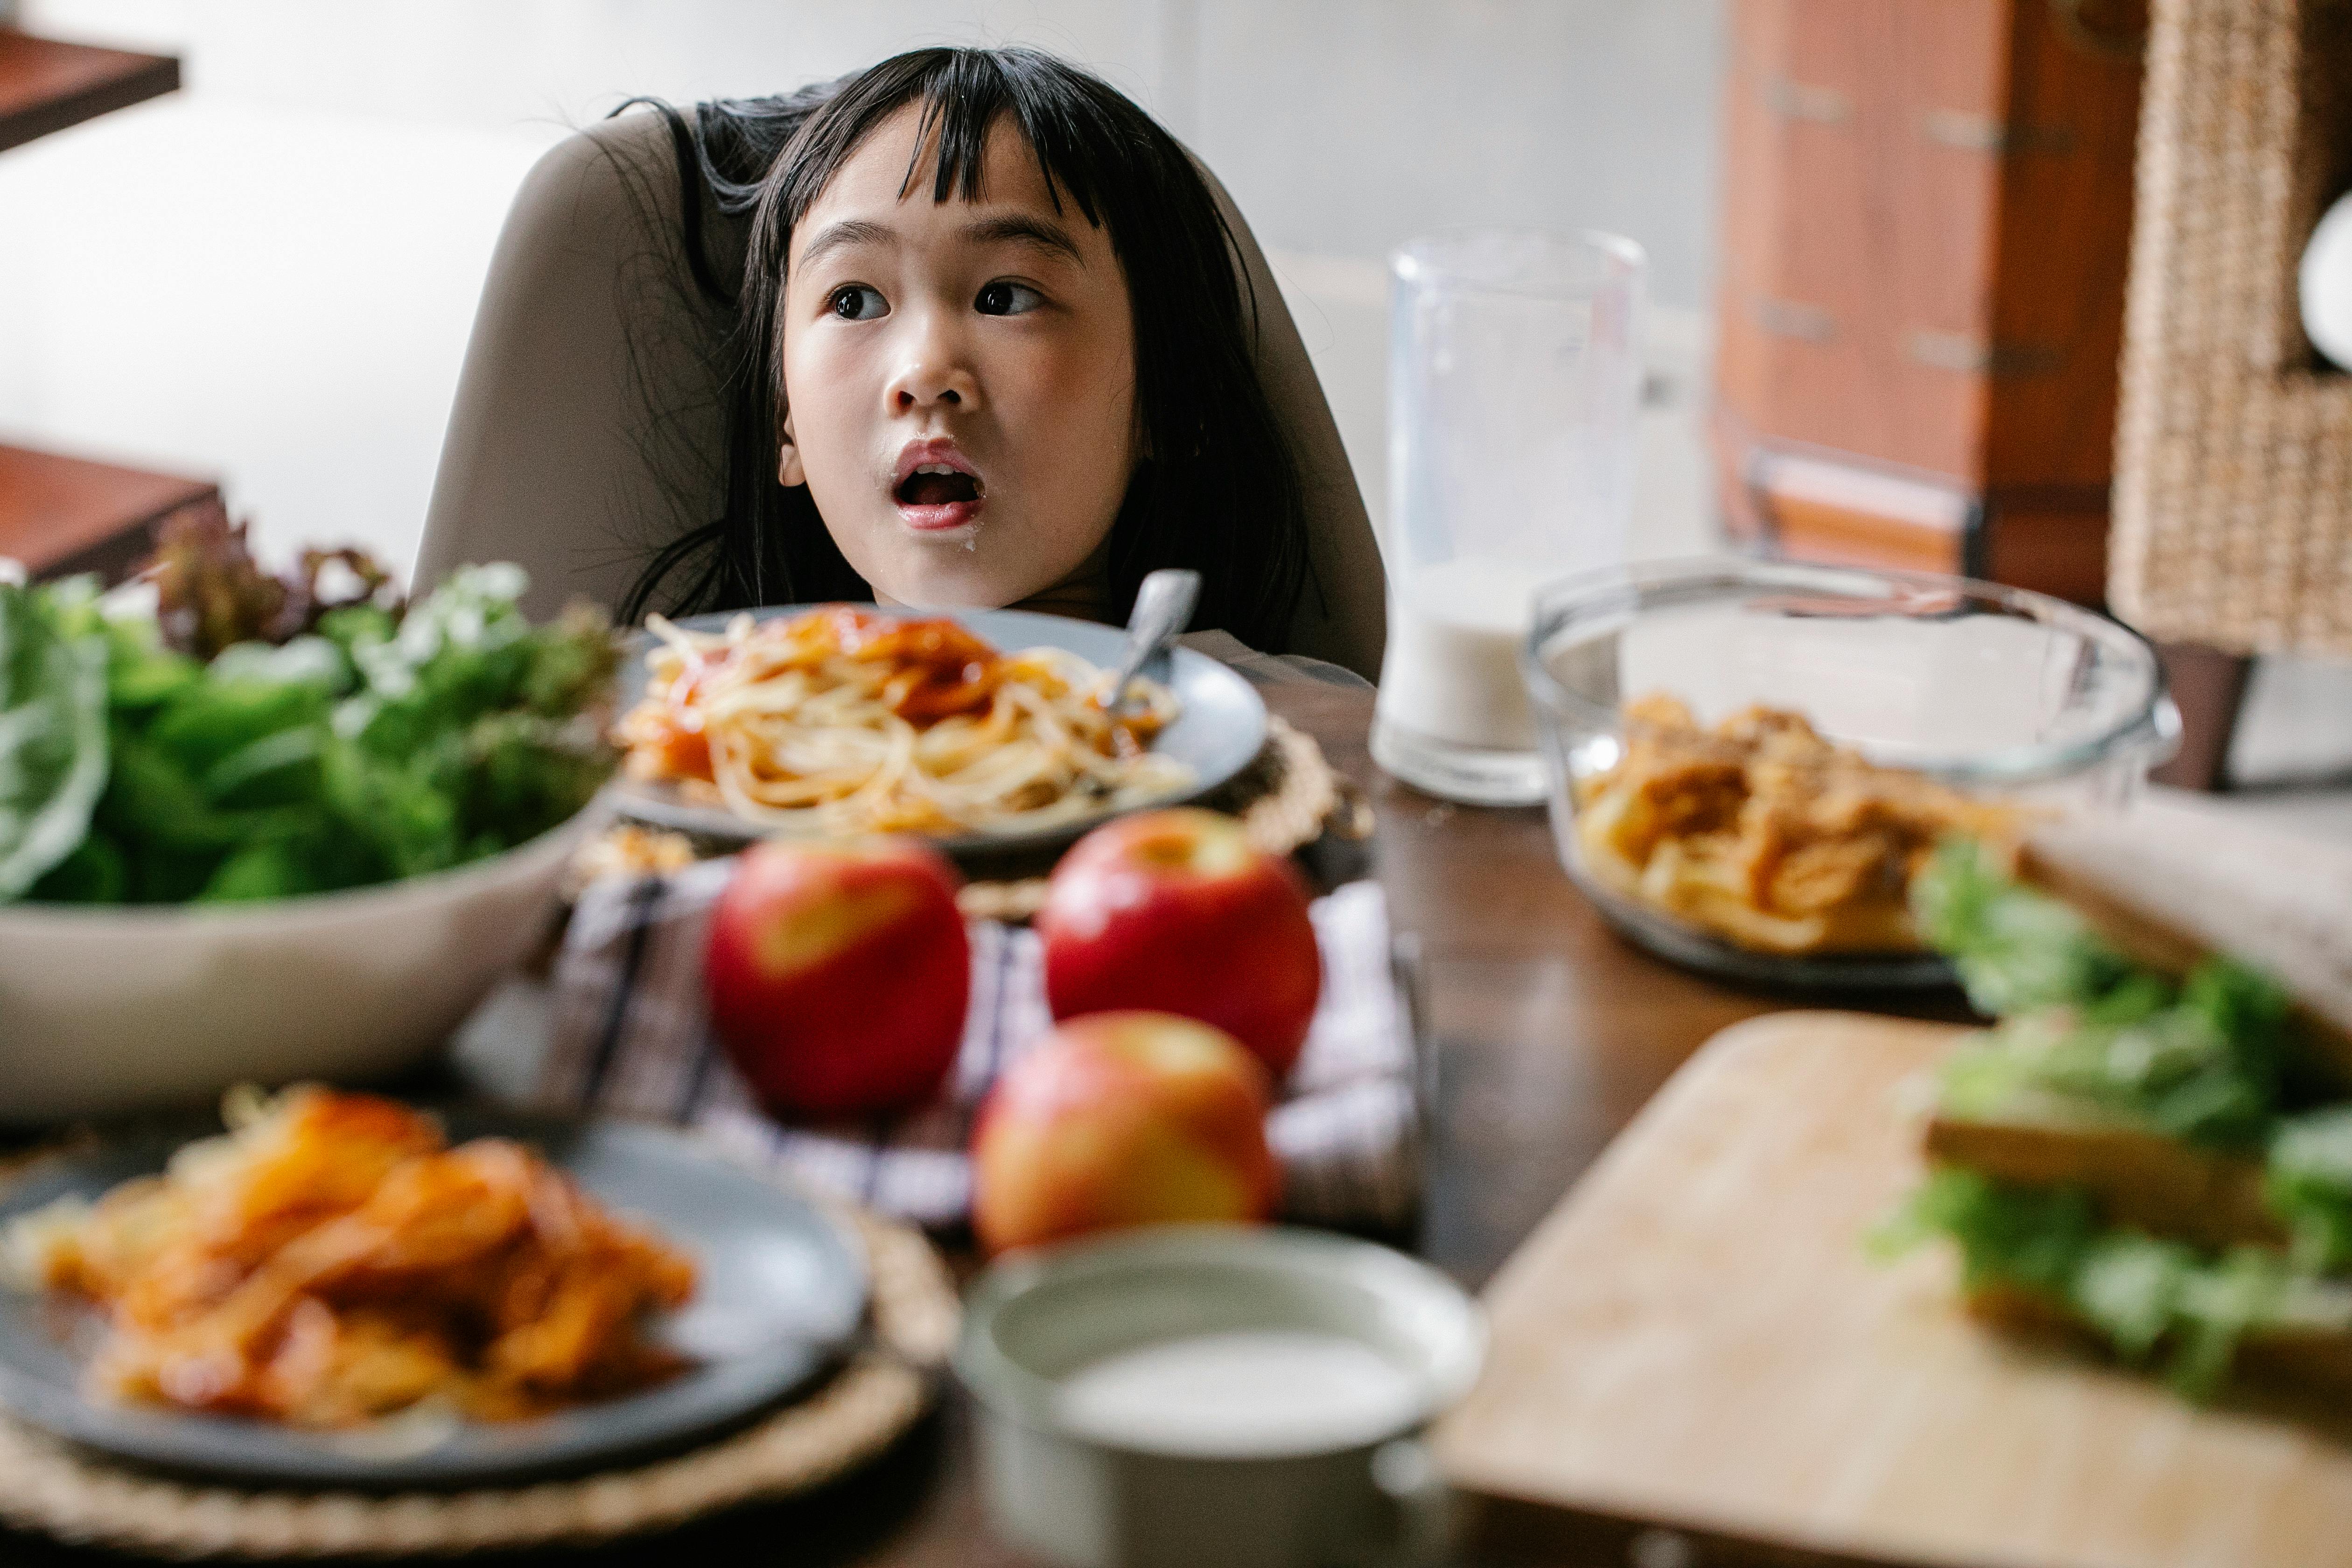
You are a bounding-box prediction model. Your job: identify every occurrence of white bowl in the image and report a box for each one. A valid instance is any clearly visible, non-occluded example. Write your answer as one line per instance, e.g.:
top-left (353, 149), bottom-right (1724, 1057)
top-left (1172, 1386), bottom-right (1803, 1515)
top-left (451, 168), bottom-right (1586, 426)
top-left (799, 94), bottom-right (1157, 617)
top-left (0, 812), bottom-right (598, 1123)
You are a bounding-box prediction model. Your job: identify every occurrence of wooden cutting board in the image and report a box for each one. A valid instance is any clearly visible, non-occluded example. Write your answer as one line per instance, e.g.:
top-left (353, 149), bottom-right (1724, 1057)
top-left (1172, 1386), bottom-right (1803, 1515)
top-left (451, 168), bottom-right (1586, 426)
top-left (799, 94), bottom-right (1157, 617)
top-left (1433, 1011), bottom-right (2352, 1568)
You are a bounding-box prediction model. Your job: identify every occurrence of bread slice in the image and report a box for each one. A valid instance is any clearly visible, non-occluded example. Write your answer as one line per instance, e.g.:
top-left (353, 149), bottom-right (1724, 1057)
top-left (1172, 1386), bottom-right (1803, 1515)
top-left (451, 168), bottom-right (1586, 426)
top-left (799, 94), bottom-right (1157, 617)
top-left (1967, 1278), bottom-right (2352, 1395)
top-left (2023, 799), bottom-right (2352, 1084)
top-left (1926, 1113), bottom-right (2283, 1252)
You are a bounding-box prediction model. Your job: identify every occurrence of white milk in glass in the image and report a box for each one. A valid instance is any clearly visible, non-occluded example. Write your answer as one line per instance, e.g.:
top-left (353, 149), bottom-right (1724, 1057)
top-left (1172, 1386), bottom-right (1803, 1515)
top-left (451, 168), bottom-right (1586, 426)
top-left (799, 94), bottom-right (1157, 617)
top-left (1375, 558), bottom-right (1541, 752)
top-left (1054, 1330), bottom-right (1421, 1457)
top-left (1370, 229), bottom-right (1644, 805)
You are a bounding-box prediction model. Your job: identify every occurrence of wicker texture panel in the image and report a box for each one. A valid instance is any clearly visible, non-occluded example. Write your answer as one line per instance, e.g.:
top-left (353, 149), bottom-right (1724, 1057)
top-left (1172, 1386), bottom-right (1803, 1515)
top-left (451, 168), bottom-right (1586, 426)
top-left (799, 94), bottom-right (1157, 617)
top-left (2111, 0), bottom-right (2352, 655)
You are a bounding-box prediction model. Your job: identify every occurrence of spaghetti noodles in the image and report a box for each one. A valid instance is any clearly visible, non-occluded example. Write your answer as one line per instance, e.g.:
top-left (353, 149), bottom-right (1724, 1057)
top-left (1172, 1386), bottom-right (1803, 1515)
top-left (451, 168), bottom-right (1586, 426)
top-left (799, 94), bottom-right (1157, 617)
top-left (1574, 694), bottom-right (2020, 955)
top-left (616, 606), bottom-right (1191, 837)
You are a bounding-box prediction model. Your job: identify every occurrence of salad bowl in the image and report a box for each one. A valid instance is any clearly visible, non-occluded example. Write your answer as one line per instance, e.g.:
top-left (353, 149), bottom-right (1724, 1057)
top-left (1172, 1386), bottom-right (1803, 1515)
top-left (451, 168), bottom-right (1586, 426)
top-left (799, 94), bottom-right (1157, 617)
top-left (0, 526), bottom-right (620, 1121)
top-left (0, 810), bottom-right (596, 1122)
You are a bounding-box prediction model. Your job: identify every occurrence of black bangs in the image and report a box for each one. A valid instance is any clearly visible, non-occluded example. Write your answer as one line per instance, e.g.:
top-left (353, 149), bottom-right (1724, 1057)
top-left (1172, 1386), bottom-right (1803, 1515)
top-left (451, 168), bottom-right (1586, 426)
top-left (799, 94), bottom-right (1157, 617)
top-left (761, 48), bottom-right (1124, 257)
top-left (619, 47), bottom-right (1310, 658)
top-left (899, 50), bottom-right (1109, 228)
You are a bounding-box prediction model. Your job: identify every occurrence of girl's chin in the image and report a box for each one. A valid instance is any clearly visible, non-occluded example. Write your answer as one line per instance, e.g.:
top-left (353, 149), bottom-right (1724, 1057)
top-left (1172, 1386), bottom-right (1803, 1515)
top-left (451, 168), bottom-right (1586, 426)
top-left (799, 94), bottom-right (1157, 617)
top-left (895, 518), bottom-right (983, 546)
top-left (862, 551), bottom-right (1031, 612)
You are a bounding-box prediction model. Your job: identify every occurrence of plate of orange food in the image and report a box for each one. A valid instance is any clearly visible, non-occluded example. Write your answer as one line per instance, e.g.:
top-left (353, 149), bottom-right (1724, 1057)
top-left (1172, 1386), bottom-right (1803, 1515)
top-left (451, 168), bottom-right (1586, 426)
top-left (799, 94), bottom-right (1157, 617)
top-left (0, 1088), bottom-right (866, 1486)
top-left (607, 604), bottom-right (1268, 853)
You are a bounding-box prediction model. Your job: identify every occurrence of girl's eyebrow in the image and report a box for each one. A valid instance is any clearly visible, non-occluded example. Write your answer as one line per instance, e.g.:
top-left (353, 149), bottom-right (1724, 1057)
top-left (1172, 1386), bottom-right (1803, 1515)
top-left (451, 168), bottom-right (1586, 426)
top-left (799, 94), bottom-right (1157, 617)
top-left (796, 218), bottom-right (894, 272)
top-left (795, 213), bottom-right (1081, 274)
top-left (960, 214), bottom-right (1084, 266)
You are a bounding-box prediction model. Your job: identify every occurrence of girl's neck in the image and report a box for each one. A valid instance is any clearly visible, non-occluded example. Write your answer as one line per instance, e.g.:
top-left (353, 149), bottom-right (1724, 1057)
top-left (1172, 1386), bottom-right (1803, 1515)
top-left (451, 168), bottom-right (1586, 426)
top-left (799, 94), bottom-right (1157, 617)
top-left (1009, 537), bottom-right (1116, 625)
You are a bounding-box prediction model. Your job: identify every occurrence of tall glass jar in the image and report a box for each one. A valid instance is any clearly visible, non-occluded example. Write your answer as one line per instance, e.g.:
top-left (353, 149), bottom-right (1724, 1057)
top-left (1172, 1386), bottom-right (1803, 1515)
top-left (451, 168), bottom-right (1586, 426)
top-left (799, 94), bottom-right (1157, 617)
top-left (1371, 229), bottom-right (1646, 805)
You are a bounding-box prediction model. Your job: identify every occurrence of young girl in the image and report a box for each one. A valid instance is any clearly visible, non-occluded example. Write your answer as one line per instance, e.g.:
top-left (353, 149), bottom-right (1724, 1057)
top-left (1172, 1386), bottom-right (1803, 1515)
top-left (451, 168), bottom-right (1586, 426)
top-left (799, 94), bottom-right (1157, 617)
top-left (615, 47), bottom-right (1328, 658)
top-left (420, 47), bottom-right (1383, 673)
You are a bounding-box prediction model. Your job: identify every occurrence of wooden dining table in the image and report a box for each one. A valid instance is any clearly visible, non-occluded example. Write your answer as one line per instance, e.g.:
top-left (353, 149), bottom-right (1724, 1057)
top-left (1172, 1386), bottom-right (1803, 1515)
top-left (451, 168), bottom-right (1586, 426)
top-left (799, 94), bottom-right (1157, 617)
top-left (0, 676), bottom-right (1971, 1568)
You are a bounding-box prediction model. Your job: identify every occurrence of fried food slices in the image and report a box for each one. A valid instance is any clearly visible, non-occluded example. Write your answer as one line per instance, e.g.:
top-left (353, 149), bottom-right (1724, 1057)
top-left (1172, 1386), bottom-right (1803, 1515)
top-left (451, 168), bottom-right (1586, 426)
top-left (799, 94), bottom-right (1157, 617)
top-left (1575, 695), bottom-right (2018, 955)
top-left (6, 1088), bottom-right (695, 1428)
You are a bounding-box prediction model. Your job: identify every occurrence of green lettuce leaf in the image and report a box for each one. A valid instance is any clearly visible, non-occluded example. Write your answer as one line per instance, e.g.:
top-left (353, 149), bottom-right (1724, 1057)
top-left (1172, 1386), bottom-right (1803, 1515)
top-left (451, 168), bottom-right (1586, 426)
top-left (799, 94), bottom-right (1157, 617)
top-left (9, 556), bottom-right (614, 906)
top-left (2266, 1106), bottom-right (2352, 1272)
top-left (1912, 838), bottom-right (2136, 1017)
top-left (1881, 1168), bottom-right (2328, 1398)
top-left (1931, 959), bottom-right (2290, 1148)
top-left (0, 579), bottom-right (112, 899)
top-left (1918, 843), bottom-right (2296, 1147)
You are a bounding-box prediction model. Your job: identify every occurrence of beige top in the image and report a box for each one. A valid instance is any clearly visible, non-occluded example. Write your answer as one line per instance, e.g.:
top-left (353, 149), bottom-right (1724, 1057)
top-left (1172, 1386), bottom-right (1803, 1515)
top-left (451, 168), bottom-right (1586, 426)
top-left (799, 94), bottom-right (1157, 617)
top-left (413, 107), bottom-right (1387, 681)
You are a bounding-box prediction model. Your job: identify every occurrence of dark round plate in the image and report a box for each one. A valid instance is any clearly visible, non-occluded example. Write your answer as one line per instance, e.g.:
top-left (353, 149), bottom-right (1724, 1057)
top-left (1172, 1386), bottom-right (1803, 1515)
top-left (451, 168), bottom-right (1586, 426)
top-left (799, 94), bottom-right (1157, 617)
top-left (0, 1111), bottom-right (867, 1488)
top-left (607, 605), bottom-right (1270, 854)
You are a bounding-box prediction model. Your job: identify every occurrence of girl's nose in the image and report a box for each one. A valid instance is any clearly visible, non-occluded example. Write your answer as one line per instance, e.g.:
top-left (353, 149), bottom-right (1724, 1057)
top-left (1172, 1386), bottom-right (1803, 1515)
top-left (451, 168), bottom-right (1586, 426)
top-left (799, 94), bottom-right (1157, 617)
top-left (887, 310), bottom-right (981, 413)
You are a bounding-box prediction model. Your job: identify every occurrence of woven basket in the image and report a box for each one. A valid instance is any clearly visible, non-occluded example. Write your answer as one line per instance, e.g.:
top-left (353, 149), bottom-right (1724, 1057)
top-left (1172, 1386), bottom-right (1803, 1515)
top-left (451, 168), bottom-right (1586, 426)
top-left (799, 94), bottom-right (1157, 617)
top-left (2109, 0), bottom-right (2352, 656)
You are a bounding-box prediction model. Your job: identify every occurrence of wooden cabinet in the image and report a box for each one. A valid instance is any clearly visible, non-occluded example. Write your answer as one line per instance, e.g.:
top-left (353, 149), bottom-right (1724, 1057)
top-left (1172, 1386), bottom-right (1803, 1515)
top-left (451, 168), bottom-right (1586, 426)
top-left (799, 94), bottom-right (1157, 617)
top-left (1712, 0), bottom-right (2145, 604)
top-left (0, 445), bottom-right (218, 583)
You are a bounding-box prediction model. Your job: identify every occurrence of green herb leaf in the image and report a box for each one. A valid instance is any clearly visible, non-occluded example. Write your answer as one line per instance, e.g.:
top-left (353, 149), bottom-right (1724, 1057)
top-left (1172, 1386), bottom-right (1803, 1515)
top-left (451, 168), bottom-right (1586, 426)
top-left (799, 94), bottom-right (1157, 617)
top-left (1913, 838), bottom-right (2135, 1017)
top-left (2265, 1106), bottom-right (2352, 1272)
top-left (9, 549), bottom-right (611, 905)
top-left (1919, 847), bottom-right (2298, 1148)
top-left (2070, 1233), bottom-right (2195, 1362)
top-left (1882, 1169), bottom-right (2311, 1399)
top-left (0, 579), bottom-right (112, 900)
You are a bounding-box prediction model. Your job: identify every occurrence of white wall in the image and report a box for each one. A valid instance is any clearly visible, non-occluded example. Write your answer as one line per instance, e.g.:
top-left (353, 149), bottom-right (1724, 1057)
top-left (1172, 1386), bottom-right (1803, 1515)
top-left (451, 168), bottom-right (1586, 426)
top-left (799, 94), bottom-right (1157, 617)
top-left (0, 0), bottom-right (1723, 574)
top-left (23, 0), bottom-right (1725, 304)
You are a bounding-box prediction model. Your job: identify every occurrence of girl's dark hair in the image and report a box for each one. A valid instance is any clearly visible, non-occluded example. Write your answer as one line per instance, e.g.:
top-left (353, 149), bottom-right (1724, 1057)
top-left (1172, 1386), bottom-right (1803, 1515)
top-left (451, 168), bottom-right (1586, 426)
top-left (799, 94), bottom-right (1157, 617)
top-left (616, 47), bottom-right (1310, 651)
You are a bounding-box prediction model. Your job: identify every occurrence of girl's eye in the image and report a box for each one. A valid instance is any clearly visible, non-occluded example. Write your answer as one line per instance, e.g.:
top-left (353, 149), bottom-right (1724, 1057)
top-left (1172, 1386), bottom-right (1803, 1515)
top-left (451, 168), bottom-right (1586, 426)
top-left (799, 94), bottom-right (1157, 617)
top-left (829, 285), bottom-right (888, 321)
top-left (974, 280), bottom-right (1044, 317)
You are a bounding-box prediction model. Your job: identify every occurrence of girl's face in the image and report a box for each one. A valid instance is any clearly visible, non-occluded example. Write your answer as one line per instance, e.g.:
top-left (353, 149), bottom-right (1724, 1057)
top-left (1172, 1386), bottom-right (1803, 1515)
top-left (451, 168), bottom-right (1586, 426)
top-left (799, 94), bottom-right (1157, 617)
top-left (778, 104), bottom-right (1140, 609)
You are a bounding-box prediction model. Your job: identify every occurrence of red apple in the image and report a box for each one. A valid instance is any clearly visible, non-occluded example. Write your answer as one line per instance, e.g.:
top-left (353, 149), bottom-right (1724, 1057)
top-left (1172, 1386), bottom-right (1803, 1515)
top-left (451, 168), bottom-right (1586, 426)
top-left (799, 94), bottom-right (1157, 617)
top-left (704, 837), bottom-right (969, 1118)
top-left (1037, 808), bottom-right (1322, 1077)
top-left (971, 1011), bottom-right (1281, 1254)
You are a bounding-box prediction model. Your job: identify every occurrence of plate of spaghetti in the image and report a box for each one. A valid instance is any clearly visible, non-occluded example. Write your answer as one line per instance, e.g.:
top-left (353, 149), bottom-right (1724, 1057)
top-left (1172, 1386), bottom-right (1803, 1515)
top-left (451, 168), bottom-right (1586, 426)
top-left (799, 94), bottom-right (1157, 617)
top-left (608, 604), bottom-right (1269, 850)
top-left (0, 1088), bottom-right (866, 1486)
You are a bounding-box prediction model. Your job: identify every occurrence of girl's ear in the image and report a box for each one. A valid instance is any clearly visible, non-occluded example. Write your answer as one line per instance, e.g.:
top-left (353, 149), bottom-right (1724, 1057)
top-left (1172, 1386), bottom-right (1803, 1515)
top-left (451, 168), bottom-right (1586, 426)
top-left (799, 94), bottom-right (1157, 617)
top-left (777, 410), bottom-right (808, 488)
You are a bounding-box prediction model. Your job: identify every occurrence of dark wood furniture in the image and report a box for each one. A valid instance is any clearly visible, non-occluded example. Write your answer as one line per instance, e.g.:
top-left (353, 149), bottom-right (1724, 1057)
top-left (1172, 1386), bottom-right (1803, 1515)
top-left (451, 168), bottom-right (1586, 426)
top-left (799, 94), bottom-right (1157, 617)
top-left (1712, 0), bottom-right (2145, 608)
top-left (0, 443), bottom-right (217, 583)
top-left (0, 681), bottom-right (1971, 1567)
top-left (1710, 0), bottom-right (2273, 797)
top-left (2149, 641), bottom-right (2254, 792)
top-left (1, 28), bottom-right (196, 587)
top-left (0, 27), bottom-right (177, 154)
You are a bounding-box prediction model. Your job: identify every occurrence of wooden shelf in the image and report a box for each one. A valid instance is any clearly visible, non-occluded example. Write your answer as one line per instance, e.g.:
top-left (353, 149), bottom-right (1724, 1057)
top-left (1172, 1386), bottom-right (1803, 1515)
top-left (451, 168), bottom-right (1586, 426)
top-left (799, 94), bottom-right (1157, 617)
top-left (0, 27), bottom-right (179, 154)
top-left (0, 31), bottom-right (197, 585)
top-left (0, 443), bottom-right (216, 581)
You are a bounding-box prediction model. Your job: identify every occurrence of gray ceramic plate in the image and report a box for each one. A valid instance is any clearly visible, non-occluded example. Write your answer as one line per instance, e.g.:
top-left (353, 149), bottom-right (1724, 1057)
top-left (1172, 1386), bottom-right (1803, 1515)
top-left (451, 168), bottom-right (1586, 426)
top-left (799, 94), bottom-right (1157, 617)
top-left (0, 1111), bottom-right (868, 1488)
top-left (608, 605), bottom-right (1270, 854)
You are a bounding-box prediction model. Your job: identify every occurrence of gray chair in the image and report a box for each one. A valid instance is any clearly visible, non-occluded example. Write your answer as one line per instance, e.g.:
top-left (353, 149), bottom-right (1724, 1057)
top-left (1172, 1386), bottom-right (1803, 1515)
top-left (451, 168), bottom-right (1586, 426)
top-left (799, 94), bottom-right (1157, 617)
top-left (414, 107), bottom-right (1387, 681)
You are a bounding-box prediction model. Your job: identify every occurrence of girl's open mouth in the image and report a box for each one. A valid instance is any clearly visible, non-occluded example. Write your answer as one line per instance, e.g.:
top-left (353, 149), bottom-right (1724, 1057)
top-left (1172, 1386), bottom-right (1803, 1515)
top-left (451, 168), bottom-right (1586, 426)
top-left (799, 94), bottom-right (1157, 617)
top-left (892, 442), bottom-right (987, 531)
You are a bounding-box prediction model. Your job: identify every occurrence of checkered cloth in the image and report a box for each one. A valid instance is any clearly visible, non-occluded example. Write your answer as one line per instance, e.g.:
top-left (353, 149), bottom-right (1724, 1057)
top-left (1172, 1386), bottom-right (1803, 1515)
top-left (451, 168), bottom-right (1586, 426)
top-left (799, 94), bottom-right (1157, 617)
top-left (538, 864), bottom-right (1423, 1232)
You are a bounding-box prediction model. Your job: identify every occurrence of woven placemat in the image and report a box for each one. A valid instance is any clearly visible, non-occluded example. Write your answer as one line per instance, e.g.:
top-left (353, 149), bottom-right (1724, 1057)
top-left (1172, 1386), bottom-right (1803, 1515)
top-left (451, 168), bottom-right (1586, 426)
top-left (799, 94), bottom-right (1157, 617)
top-left (0, 1205), bottom-right (959, 1560)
